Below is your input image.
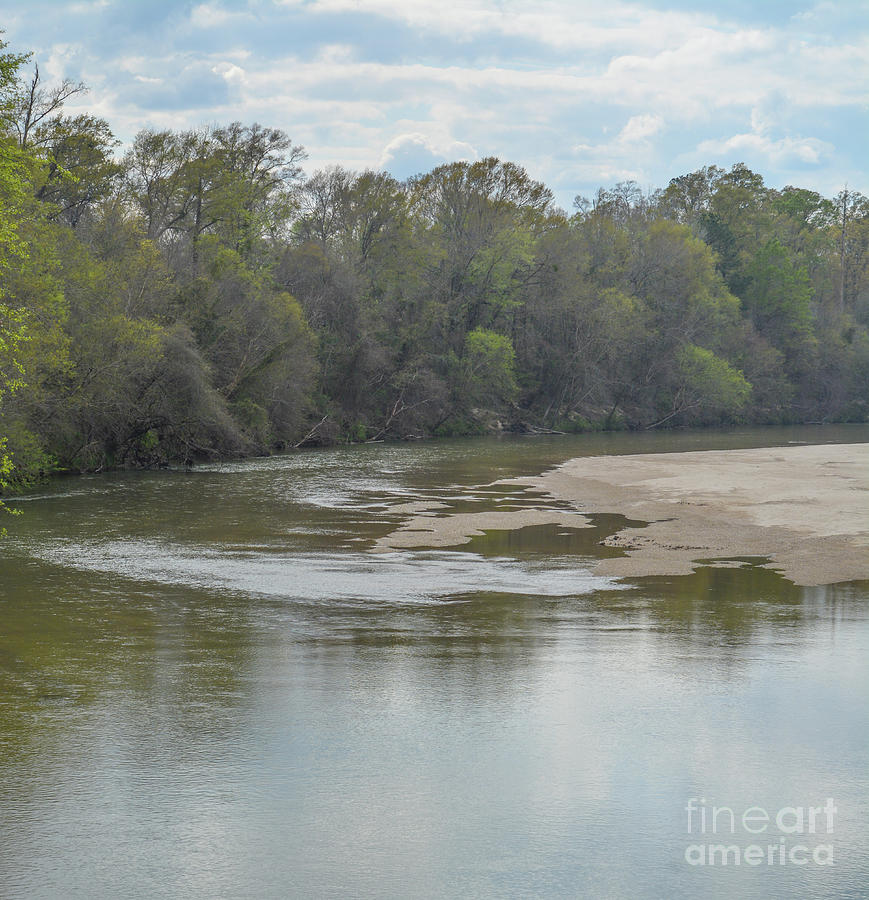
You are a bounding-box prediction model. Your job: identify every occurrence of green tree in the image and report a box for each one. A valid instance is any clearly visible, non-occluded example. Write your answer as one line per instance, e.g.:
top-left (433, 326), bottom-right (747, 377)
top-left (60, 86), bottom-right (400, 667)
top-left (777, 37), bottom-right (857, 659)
top-left (408, 158), bottom-right (553, 342)
top-left (647, 344), bottom-right (750, 427)
top-left (743, 238), bottom-right (815, 376)
top-left (31, 114), bottom-right (122, 227)
top-left (179, 239), bottom-right (315, 448)
top-left (0, 37), bottom-right (34, 526)
top-left (461, 327), bottom-right (518, 410)
top-left (125, 123), bottom-right (305, 264)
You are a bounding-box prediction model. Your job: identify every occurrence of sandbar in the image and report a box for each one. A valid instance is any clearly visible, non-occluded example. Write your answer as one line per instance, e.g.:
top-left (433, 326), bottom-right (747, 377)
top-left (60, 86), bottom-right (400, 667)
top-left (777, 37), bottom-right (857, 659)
top-left (518, 443), bottom-right (868, 586)
top-left (375, 443), bottom-right (869, 586)
top-left (373, 507), bottom-right (589, 550)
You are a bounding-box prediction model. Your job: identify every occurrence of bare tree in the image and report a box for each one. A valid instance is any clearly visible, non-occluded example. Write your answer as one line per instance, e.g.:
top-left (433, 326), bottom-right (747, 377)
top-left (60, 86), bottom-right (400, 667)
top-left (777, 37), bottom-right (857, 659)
top-left (15, 62), bottom-right (86, 149)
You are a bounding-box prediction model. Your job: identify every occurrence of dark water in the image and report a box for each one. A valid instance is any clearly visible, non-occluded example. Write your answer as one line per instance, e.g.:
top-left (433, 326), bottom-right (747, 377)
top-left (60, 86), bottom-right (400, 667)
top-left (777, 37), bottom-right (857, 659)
top-left (1, 425), bottom-right (868, 899)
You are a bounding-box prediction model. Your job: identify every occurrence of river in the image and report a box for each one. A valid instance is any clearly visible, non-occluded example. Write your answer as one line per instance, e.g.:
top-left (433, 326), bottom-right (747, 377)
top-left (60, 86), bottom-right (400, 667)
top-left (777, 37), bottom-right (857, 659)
top-left (1, 425), bottom-right (868, 899)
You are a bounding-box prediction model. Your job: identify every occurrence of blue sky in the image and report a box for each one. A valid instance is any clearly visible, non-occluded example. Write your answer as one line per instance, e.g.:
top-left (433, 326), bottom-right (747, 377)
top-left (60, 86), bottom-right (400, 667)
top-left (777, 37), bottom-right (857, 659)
top-left (4, 0), bottom-right (868, 209)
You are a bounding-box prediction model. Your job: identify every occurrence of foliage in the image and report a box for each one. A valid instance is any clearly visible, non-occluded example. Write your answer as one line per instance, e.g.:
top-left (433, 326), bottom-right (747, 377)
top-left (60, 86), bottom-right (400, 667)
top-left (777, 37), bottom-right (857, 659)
top-left (461, 327), bottom-right (518, 410)
top-left (1, 36), bottom-right (868, 495)
top-left (673, 345), bottom-right (751, 421)
top-left (0, 37), bottom-right (33, 524)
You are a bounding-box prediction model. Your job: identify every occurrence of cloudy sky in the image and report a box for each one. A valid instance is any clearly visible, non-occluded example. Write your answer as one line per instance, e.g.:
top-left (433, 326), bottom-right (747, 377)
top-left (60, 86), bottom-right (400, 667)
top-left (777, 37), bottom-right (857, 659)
top-left (5, 0), bottom-right (868, 209)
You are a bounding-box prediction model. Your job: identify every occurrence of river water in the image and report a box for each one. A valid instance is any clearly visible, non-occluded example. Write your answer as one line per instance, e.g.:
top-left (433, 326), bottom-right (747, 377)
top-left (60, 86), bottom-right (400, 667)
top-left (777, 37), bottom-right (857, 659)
top-left (1, 425), bottom-right (868, 899)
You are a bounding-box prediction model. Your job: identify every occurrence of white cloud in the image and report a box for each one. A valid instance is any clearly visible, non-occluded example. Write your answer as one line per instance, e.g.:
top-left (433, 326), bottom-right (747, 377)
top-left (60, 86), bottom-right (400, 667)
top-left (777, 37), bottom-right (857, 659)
top-left (67, 0), bottom-right (110, 13)
top-left (619, 114), bottom-right (664, 143)
top-left (697, 133), bottom-right (833, 166)
top-left (190, 2), bottom-right (251, 29)
top-left (273, 0), bottom-right (718, 54)
top-left (6, 0), bottom-right (866, 207)
top-left (212, 61), bottom-right (246, 85)
top-left (379, 132), bottom-right (478, 177)
top-left (41, 43), bottom-right (84, 82)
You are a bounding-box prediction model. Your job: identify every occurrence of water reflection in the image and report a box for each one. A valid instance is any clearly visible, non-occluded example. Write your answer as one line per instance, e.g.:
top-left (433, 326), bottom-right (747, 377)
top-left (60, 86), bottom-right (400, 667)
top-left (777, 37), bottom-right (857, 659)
top-left (1, 425), bottom-right (868, 899)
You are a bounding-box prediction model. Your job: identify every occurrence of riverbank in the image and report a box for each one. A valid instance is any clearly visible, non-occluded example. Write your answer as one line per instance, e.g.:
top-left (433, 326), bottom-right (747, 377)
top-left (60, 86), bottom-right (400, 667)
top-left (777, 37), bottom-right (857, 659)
top-left (377, 443), bottom-right (869, 586)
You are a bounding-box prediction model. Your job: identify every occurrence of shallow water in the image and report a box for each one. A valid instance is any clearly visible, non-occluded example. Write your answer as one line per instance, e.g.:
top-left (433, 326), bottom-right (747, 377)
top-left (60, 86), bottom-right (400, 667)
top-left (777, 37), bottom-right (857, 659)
top-left (1, 425), bottom-right (868, 899)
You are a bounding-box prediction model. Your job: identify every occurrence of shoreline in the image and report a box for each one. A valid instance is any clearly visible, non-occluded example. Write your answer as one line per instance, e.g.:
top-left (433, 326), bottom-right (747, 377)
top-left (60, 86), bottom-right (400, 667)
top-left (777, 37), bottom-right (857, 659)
top-left (7, 422), bottom-right (869, 494)
top-left (376, 443), bottom-right (869, 587)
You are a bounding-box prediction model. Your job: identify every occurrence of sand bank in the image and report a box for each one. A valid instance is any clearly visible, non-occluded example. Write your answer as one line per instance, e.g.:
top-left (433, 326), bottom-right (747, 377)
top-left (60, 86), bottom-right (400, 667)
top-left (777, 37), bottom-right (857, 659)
top-left (375, 443), bottom-right (869, 586)
top-left (373, 507), bottom-right (590, 550)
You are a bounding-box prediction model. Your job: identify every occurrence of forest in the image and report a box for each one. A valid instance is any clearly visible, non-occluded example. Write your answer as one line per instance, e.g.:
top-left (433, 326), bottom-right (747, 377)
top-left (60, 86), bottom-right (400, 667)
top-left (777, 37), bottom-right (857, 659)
top-left (1, 39), bottom-right (868, 493)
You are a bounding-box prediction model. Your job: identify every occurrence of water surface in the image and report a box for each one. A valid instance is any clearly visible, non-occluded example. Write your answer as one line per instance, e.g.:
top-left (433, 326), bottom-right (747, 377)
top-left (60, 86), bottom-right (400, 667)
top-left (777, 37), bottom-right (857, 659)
top-left (1, 425), bottom-right (868, 898)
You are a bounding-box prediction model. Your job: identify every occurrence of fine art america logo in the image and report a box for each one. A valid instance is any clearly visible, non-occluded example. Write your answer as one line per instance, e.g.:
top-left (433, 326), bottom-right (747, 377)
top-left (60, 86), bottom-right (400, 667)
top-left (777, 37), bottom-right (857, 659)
top-left (684, 797), bottom-right (836, 867)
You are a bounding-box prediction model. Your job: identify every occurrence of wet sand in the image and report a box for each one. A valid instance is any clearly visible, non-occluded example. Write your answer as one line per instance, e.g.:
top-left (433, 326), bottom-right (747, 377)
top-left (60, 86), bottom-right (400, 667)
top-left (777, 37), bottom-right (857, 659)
top-left (373, 507), bottom-right (591, 550)
top-left (376, 443), bottom-right (869, 586)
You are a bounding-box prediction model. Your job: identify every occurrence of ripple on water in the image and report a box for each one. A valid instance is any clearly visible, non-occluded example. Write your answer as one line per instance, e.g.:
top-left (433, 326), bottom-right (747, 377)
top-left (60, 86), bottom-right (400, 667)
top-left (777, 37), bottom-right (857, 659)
top-left (32, 539), bottom-right (627, 606)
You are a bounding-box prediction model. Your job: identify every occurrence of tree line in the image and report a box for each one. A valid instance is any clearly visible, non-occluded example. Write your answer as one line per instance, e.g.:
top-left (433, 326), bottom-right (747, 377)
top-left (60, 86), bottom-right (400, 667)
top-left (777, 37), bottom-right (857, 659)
top-left (1, 39), bottom-right (867, 494)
